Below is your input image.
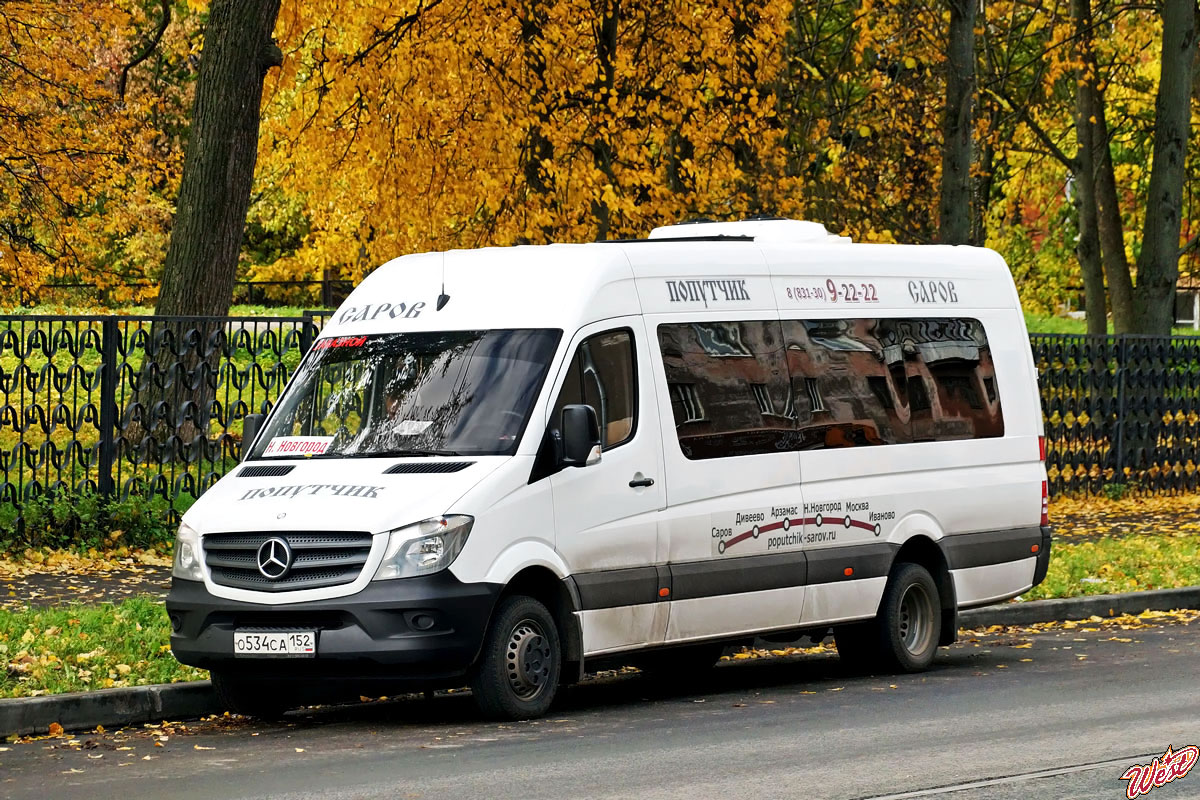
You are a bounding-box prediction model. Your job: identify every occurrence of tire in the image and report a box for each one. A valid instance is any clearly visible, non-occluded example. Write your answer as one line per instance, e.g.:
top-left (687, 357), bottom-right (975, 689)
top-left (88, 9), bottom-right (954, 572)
top-left (210, 670), bottom-right (292, 719)
top-left (879, 562), bottom-right (942, 671)
top-left (470, 595), bottom-right (562, 720)
top-left (834, 562), bottom-right (942, 673)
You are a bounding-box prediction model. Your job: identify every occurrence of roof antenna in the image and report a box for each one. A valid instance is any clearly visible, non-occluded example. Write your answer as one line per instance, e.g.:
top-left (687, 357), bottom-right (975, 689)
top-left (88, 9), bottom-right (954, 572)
top-left (436, 252), bottom-right (450, 311)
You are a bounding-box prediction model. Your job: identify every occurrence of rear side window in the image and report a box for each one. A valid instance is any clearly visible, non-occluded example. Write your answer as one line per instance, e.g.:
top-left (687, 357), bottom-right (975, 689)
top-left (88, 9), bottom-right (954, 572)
top-left (657, 321), bottom-right (792, 458)
top-left (877, 318), bottom-right (1004, 442)
top-left (658, 317), bottom-right (1003, 458)
top-left (552, 329), bottom-right (637, 449)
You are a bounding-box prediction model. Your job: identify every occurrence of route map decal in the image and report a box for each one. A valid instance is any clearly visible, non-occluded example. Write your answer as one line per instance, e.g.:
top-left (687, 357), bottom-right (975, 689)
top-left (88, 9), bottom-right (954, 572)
top-left (711, 500), bottom-right (893, 556)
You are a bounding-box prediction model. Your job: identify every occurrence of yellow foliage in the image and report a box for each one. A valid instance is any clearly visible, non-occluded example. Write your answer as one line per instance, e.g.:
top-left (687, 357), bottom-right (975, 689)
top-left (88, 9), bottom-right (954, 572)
top-left (0, 0), bottom-right (1190, 307)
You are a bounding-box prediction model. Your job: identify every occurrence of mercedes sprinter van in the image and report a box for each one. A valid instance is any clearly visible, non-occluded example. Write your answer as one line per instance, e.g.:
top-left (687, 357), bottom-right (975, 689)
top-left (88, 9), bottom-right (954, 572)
top-left (167, 219), bottom-right (1052, 720)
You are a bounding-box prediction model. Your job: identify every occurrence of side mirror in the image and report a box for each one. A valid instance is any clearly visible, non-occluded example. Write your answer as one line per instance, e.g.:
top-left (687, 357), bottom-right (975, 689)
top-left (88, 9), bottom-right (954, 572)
top-left (560, 404), bottom-right (602, 468)
top-left (241, 413), bottom-right (266, 461)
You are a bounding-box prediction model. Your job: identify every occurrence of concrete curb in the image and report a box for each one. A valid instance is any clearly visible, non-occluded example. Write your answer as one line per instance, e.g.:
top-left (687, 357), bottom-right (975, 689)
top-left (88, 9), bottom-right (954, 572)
top-left (0, 681), bottom-right (218, 739)
top-left (3, 586), bottom-right (1199, 738)
top-left (958, 585), bottom-right (1200, 628)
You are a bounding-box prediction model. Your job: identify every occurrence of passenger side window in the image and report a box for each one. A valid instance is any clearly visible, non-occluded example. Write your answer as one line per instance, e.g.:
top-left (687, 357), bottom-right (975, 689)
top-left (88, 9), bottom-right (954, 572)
top-left (657, 321), bottom-right (791, 459)
top-left (782, 319), bottom-right (911, 447)
top-left (658, 316), bottom-right (1003, 457)
top-left (552, 330), bottom-right (637, 449)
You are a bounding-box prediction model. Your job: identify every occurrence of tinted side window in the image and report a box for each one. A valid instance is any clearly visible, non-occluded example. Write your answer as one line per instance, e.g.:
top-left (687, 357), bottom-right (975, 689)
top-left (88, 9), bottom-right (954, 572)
top-left (876, 318), bottom-right (1003, 441)
top-left (782, 319), bottom-right (911, 448)
top-left (552, 329), bottom-right (637, 449)
top-left (658, 321), bottom-right (791, 459)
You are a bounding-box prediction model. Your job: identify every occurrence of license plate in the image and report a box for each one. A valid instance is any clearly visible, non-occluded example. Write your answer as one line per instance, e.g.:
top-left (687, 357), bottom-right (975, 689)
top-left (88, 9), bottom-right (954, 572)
top-left (233, 630), bottom-right (316, 657)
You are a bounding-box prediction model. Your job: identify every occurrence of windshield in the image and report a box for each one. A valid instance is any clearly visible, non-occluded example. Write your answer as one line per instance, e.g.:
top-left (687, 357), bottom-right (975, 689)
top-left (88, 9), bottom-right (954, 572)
top-left (250, 329), bottom-right (562, 459)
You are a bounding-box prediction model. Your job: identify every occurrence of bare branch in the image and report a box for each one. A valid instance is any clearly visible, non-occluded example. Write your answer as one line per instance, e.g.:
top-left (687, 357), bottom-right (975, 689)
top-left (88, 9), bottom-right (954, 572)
top-left (118, 0), bottom-right (171, 101)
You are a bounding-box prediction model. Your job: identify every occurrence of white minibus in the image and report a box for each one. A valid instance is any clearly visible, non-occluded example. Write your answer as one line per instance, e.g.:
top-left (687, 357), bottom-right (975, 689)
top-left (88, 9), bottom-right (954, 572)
top-left (167, 219), bottom-right (1052, 719)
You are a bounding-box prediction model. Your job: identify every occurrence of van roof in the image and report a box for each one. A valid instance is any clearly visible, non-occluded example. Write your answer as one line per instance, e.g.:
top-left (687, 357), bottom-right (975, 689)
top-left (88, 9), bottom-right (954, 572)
top-left (318, 220), bottom-right (1017, 337)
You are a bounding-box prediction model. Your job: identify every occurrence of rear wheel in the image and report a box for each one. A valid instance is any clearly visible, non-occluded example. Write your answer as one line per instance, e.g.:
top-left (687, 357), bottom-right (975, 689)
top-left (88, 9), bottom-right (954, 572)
top-left (210, 671), bottom-right (292, 719)
top-left (834, 562), bottom-right (941, 673)
top-left (880, 562), bottom-right (941, 671)
top-left (470, 595), bottom-right (561, 720)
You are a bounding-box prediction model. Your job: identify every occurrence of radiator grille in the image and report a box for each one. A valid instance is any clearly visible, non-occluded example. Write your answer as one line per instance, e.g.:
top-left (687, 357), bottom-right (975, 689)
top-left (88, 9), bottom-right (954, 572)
top-left (204, 531), bottom-right (373, 592)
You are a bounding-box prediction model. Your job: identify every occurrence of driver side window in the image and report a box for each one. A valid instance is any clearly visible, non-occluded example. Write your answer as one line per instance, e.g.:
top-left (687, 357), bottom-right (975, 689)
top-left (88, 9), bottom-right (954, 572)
top-left (552, 329), bottom-right (636, 449)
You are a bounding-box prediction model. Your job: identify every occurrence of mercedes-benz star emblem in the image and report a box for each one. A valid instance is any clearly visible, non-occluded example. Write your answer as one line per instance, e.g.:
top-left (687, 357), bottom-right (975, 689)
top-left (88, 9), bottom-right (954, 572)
top-left (256, 537), bottom-right (293, 580)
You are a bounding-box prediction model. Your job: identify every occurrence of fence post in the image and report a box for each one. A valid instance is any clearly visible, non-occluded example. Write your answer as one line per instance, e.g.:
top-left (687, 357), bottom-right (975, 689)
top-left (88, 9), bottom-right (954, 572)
top-left (97, 316), bottom-right (119, 497)
top-left (1114, 334), bottom-right (1129, 482)
top-left (300, 312), bottom-right (315, 356)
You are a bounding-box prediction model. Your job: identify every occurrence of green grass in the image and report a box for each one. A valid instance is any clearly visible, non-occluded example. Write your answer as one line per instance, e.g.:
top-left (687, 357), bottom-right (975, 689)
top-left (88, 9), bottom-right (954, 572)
top-left (1020, 533), bottom-right (1200, 601)
top-left (1024, 311), bottom-right (1200, 337)
top-left (0, 597), bottom-right (204, 698)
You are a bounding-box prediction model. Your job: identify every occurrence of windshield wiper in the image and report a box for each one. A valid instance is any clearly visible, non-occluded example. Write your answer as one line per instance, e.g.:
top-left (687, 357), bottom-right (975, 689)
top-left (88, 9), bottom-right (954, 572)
top-left (339, 448), bottom-right (466, 458)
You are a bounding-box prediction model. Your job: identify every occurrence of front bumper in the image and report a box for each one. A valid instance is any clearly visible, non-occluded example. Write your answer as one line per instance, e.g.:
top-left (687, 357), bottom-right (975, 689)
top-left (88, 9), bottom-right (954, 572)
top-left (166, 572), bottom-right (501, 683)
top-left (1031, 525), bottom-right (1053, 588)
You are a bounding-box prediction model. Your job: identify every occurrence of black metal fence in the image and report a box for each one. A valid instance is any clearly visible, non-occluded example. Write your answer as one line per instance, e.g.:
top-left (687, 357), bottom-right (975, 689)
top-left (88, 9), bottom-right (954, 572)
top-left (0, 312), bottom-right (330, 522)
top-left (1033, 333), bottom-right (1200, 496)
top-left (0, 320), bottom-right (1193, 528)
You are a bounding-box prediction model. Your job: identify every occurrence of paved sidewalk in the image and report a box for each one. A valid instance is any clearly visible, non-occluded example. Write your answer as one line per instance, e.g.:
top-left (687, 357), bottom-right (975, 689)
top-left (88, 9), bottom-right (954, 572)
top-left (1, 564), bottom-right (170, 612)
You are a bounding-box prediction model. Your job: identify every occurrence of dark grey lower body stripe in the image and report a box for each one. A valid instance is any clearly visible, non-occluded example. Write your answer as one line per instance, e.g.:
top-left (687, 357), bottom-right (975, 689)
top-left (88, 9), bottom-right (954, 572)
top-left (805, 542), bottom-right (896, 585)
top-left (567, 527), bottom-right (1042, 611)
top-left (671, 551), bottom-right (807, 601)
top-left (942, 526), bottom-right (1042, 570)
top-left (572, 566), bottom-right (658, 610)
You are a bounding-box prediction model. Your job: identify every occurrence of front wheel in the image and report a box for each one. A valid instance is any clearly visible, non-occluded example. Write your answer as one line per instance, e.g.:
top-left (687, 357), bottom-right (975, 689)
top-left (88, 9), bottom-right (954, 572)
top-left (470, 595), bottom-right (562, 720)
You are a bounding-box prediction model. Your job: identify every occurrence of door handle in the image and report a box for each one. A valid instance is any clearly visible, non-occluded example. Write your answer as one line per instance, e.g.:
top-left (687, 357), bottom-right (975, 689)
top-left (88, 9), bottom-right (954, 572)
top-left (629, 477), bottom-right (655, 488)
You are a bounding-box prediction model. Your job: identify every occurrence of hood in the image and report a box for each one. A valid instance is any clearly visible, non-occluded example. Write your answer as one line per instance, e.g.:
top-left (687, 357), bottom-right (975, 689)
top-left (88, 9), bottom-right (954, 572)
top-left (182, 457), bottom-right (507, 535)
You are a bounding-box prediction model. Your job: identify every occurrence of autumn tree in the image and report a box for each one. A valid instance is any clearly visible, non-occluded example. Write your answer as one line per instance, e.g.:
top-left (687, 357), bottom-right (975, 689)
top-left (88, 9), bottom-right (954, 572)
top-left (938, 0), bottom-right (976, 245)
top-left (1132, 0), bottom-right (1197, 334)
top-left (0, 1), bottom-right (202, 304)
top-left (154, 0), bottom-right (283, 317)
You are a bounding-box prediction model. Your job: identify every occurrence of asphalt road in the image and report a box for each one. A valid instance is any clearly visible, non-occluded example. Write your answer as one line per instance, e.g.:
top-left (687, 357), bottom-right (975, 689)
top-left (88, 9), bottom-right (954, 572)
top-left (2, 616), bottom-right (1198, 800)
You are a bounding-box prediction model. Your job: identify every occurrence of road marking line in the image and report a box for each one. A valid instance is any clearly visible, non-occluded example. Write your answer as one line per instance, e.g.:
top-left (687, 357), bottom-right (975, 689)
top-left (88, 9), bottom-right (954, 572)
top-left (858, 752), bottom-right (1162, 799)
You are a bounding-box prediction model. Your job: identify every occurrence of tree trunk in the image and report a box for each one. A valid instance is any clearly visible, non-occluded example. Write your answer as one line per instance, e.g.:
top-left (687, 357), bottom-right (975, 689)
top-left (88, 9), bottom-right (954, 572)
top-left (155, 0), bottom-right (283, 317)
top-left (1072, 0), bottom-right (1135, 332)
top-left (1132, 0), bottom-right (1198, 334)
top-left (970, 104), bottom-right (997, 247)
top-left (518, 0), bottom-right (557, 243)
top-left (1072, 57), bottom-right (1107, 335)
top-left (137, 0), bottom-right (282, 465)
top-left (937, 0), bottom-right (976, 245)
top-left (589, 0), bottom-right (620, 240)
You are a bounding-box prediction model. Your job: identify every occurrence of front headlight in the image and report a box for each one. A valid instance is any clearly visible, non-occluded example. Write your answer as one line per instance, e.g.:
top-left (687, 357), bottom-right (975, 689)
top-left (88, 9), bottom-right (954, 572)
top-left (172, 523), bottom-right (204, 581)
top-left (372, 515), bottom-right (474, 581)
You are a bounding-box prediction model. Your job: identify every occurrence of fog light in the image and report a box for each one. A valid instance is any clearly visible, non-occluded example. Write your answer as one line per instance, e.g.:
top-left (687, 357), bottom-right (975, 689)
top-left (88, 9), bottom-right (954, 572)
top-left (169, 613), bottom-right (182, 633)
top-left (410, 613), bottom-right (436, 631)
